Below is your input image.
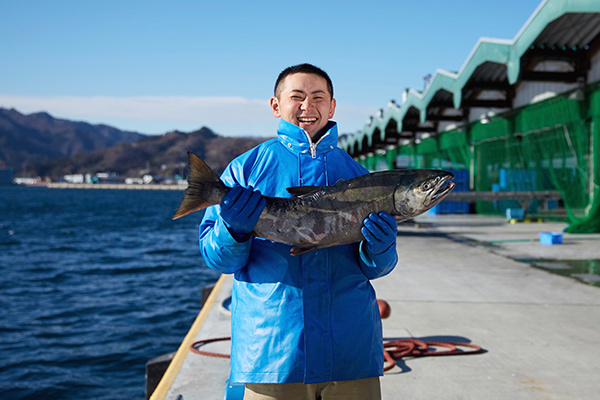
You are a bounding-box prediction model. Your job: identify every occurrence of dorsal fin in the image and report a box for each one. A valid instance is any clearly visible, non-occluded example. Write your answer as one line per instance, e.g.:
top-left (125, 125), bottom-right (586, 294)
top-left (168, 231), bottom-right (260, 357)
top-left (286, 186), bottom-right (324, 196)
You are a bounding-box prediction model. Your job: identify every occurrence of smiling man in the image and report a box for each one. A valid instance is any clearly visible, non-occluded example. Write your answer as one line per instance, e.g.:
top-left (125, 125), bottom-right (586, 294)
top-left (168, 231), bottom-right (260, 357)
top-left (270, 68), bottom-right (336, 140)
top-left (199, 63), bottom-right (398, 400)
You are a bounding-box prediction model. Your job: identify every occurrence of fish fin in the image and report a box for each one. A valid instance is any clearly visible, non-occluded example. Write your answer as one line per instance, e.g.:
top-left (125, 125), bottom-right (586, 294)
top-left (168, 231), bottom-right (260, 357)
top-left (286, 186), bottom-right (324, 196)
top-left (290, 246), bottom-right (318, 256)
top-left (172, 152), bottom-right (224, 220)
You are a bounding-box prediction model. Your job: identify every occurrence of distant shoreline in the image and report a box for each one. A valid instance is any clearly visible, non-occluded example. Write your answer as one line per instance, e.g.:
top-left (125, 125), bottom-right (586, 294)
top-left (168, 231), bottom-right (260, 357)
top-left (47, 183), bottom-right (186, 191)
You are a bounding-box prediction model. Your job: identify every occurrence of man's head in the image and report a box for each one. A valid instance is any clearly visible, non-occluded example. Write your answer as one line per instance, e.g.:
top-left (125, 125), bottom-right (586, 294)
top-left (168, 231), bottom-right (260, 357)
top-left (270, 63), bottom-right (336, 139)
top-left (274, 64), bottom-right (334, 100)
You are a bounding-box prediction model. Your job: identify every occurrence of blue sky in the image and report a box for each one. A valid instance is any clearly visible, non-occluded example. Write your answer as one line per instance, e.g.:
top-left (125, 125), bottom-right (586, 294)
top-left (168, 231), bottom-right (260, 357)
top-left (1, 0), bottom-right (543, 137)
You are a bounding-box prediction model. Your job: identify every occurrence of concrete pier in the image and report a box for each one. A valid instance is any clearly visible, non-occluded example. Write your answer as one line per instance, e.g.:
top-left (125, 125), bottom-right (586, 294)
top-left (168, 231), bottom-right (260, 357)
top-left (151, 214), bottom-right (600, 400)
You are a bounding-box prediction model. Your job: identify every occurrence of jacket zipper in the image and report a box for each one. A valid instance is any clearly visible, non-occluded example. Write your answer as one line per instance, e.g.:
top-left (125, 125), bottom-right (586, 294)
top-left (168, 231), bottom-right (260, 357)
top-left (304, 130), bottom-right (330, 158)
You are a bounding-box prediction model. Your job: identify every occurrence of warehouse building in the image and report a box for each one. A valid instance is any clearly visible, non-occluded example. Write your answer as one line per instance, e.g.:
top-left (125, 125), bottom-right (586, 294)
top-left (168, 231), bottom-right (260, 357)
top-left (339, 0), bottom-right (600, 233)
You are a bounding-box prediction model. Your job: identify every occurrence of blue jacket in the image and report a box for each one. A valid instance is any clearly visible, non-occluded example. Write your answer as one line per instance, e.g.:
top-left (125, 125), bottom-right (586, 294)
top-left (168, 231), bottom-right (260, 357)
top-left (199, 119), bottom-right (397, 384)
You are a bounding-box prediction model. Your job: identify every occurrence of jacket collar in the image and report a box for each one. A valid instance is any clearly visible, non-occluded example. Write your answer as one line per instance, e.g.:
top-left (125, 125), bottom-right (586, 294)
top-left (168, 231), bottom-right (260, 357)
top-left (277, 119), bottom-right (338, 157)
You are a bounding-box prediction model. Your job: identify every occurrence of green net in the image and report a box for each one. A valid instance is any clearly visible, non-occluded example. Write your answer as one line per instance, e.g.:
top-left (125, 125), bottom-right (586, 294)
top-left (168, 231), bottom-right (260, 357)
top-left (359, 81), bottom-right (600, 233)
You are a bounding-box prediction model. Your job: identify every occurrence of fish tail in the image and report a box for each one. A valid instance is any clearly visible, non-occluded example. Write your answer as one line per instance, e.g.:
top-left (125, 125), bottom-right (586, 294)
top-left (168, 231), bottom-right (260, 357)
top-left (172, 152), bottom-right (227, 219)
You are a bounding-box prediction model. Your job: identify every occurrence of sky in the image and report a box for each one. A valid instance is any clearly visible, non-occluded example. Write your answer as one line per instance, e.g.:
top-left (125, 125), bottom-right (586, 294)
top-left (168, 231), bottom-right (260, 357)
top-left (1, 0), bottom-right (544, 137)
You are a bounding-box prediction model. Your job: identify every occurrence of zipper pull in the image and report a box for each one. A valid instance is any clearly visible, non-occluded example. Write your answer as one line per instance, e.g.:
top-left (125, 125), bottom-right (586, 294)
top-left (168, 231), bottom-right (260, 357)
top-left (304, 129), bottom-right (330, 158)
top-left (304, 130), bottom-right (318, 158)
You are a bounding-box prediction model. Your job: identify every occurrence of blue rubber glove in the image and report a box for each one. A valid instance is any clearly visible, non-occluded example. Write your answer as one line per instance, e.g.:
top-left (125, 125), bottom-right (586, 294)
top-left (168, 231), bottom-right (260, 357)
top-left (220, 186), bottom-right (266, 242)
top-left (361, 212), bottom-right (398, 254)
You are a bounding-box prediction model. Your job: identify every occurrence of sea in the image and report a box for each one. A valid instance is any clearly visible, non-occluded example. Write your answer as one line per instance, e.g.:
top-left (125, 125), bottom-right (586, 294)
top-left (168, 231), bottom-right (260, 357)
top-left (0, 186), bottom-right (220, 399)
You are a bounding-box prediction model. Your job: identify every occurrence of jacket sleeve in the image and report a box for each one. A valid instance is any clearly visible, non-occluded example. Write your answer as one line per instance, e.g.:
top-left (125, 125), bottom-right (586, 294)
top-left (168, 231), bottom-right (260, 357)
top-left (199, 204), bottom-right (253, 274)
top-left (357, 240), bottom-right (398, 280)
top-left (198, 151), bottom-right (262, 274)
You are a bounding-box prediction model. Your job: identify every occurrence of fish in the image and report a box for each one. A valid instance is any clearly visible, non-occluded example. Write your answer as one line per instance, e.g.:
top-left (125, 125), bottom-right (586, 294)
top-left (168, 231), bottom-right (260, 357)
top-left (173, 152), bottom-right (455, 255)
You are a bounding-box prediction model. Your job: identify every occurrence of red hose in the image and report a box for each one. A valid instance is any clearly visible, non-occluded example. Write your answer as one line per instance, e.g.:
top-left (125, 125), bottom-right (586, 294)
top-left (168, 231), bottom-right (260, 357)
top-left (190, 337), bottom-right (231, 359)
top-left (190, 336), bottom-right (484, 371)
top-left (383, 339), bottom-right (484, 371)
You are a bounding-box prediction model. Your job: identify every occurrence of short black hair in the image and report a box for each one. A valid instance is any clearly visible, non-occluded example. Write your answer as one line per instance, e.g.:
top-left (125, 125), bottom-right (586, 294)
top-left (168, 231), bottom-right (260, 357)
top-left (274, 63), bottom-right (334, 99)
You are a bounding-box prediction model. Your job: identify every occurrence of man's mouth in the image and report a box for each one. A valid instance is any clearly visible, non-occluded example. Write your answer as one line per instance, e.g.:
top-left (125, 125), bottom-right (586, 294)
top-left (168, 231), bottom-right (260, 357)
top-left (298, 117), bottom-right (318, 124)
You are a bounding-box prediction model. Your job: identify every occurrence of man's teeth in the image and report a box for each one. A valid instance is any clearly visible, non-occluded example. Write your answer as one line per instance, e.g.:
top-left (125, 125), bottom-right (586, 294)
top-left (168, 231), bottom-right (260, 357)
top-left (299, 118), bottom-right (317, 122)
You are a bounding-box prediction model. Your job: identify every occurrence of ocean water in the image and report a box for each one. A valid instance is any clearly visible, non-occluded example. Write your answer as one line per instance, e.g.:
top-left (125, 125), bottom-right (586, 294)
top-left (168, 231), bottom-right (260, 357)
top-left (0, 186), bottom-right (220, 399)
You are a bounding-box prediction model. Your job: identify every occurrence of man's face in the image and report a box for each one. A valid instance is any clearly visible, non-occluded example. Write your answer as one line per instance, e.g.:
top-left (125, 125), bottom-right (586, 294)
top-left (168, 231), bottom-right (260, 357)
top-left (270, 73), bottom-right (336, 139)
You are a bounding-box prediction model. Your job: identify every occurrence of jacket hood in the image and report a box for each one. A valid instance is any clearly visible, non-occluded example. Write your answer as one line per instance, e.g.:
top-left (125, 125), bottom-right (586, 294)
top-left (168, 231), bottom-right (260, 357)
top-left (277, 119), bottom-right (338, 156)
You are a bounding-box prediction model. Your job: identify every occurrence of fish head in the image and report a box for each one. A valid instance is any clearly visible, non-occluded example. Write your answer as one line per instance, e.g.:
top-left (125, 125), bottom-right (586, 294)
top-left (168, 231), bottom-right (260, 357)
top-left (393, 170), bottom-right (455, 219)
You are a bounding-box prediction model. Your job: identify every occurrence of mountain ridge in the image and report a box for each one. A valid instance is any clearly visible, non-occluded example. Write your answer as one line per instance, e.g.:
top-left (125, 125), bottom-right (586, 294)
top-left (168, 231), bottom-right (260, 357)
top-left (0, 107), bottom-right (269, 179)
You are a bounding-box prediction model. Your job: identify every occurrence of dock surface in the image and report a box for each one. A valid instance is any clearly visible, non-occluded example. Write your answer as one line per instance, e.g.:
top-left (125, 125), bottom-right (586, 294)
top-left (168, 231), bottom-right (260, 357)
top-left (152, 214), bottom-right (600, 400)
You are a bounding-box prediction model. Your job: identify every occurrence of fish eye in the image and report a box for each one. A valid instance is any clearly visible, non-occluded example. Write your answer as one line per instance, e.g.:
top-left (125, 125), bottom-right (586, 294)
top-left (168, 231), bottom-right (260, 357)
top-left (422, 182), bottom-right (431, 190)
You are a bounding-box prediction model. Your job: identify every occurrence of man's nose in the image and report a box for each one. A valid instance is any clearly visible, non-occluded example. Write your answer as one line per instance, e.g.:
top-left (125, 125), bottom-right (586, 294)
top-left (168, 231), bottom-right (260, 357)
top-left (301, 98), bottom-right (312, 110)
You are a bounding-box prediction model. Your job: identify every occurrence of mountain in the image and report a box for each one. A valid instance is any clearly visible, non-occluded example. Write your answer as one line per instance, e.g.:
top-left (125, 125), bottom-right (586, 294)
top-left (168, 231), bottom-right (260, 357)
top-left (0, 107), bottom-right (269, 179)
top-left (0, 108), bottom-right (145, 173)
top-left (33, 128), bottom-right (268, 179)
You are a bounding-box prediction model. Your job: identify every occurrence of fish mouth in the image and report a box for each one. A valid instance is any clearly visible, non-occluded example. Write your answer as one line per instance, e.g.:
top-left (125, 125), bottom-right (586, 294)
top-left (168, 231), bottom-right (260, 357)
top-left (429, 176), bottom-right (455, 205)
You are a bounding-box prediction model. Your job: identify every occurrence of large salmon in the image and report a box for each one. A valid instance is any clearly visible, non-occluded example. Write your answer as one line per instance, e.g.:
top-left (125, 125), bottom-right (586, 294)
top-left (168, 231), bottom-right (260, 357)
top-left (173, 152), bottom-right (455, 255)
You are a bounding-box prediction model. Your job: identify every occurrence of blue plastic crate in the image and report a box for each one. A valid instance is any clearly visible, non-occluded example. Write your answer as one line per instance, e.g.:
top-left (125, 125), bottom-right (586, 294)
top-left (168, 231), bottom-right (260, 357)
top-left (429, 200), bottom-right (470, 215)
top-left (499, 168), bottom-right (538, 191)
top-left (429, 204), bottom-right (441, 214)
top-left (454, 202), bottom-right (470, 214)
top-left (453, 182), bottom-right (470, 192)
top-left (438, 201), bottom-right (453, 213)
top-left (449, 169), bottom-right (469, 184)
top-left (499, 169), bottom-right (509, 189)
top-left (506, 208), bottom-right (524, 221)
top-left (539, 232), bottom-right (562, 245)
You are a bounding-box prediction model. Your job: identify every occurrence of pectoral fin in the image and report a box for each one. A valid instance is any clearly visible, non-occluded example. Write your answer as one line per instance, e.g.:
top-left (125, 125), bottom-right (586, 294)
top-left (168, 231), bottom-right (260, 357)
top-left (290, 245), bottom-right (318, 256)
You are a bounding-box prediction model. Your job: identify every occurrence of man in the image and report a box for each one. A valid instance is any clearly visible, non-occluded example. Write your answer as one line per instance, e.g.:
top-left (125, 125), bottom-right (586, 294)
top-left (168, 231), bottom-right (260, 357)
top-left (199, 63), bottom-right (398, 400)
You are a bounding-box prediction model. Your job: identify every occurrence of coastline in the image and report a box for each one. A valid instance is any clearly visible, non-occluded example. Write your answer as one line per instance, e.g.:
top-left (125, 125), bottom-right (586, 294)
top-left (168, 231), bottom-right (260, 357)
top-left (46, 183), bottom-right (186, 190)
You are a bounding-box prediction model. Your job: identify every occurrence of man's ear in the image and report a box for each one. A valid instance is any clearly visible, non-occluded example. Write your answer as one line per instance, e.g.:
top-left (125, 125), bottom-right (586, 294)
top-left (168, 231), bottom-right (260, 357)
top-left (328, 98), bottom-right (336, 119)
top-left (270, 97), bottom-right (281, 118)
